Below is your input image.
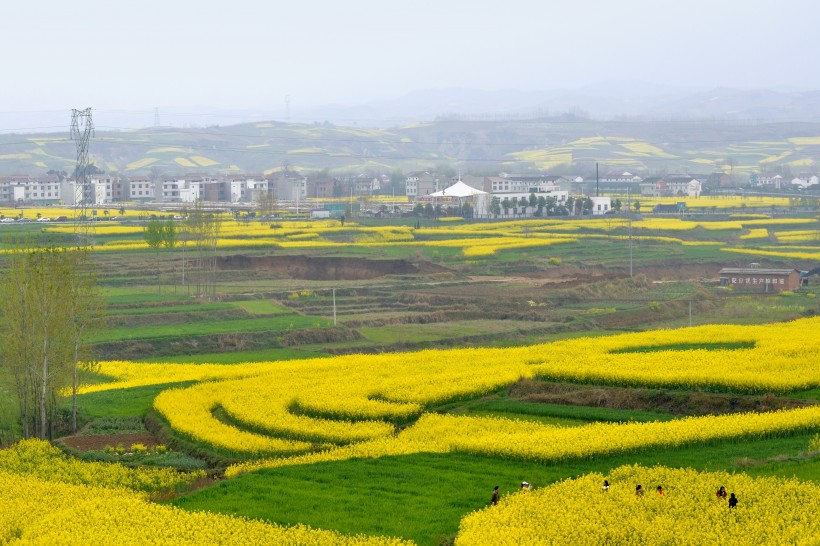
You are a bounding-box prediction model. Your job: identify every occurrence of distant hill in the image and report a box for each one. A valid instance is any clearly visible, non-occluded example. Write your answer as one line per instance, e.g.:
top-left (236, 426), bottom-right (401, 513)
top-left (2, 116), bottom-right (820, 177)
top-left (297, 86), bottom-right (820, 125)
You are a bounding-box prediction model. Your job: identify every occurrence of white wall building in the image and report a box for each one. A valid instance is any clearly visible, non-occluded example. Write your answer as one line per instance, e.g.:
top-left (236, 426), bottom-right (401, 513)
top-left (791, 174), bottom-right (819, 189)
top-left (590, 196), bottom-right (612, 215)
top-left (127, 176), bottom-right (155, 202)
top-left (0, 175), bottom-right (62, 204)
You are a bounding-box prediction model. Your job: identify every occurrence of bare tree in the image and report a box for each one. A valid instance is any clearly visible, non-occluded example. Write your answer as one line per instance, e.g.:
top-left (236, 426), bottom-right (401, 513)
top-left (184, 201), bottom-right (221, 299)
top-left (255, 189), bottom-right (277, 218)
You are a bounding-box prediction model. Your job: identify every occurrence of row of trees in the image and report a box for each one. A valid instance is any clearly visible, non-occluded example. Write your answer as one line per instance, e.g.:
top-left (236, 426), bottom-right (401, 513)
top-left (490, 195), bottom-right (586, 218)
top-left (412, 202), bottom-right (473, 218)
top-left (410, 195), bottom-right (631, 219)
top-left (143, 200), bottom-right (222, 299)
top-left (489, 195), bottom-right (627, 218)
top-left (0, 245), bottom-right (103, 439)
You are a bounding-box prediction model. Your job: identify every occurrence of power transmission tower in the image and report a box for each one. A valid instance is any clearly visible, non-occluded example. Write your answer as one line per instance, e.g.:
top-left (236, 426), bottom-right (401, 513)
top-left (70, 108), bottom-right (95, 243)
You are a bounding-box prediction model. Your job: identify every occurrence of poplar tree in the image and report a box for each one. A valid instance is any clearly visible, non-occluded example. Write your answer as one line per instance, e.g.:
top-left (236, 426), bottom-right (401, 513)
top-left (184, 201), bottom-right (221, 299)
top-left (0, 245), bottom-right (103, 438)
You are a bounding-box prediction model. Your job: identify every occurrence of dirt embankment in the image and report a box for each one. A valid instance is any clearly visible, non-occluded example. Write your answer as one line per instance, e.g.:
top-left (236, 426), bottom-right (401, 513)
top-left (510, 379), bottom-right (814, 416)
top-left (217, 255), bottom-right (447, 281)
top-left (474, 262), bottom-right (734, 288)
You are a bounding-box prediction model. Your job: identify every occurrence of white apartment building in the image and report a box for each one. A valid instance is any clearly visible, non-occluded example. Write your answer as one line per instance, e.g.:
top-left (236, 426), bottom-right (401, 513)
top-left (127, 176), bottom-right (155, 202)
top-left (0, 175), bottom-right (62, 204)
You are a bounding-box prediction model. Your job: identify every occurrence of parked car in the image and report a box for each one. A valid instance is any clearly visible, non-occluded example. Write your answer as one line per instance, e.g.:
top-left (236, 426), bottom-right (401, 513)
top-left (36, 217), bottom-right (51, 222)
top-left (0, 218), bottom-right (16, 223)
top-left (16, 218), bottom-right (32, 223)
top-left (55, 216), bottom-right (69, 222)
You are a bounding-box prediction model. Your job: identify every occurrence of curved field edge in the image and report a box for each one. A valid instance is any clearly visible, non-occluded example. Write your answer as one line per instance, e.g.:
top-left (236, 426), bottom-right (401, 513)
top-left (173, 434), bottom-right (820, 545)
top-left (123, 317), bottom-right (820, 458)
top-left (85, 317), bottom-right (820, 400)
top-left (226, 407), bottom-right (820, 476)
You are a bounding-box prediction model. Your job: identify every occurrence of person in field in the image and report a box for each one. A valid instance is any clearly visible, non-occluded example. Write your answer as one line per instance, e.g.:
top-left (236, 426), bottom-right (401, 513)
top-left (491, 486), bottom-right (499, 505)
top-left (602, 480), bottom-right (610, 492)
top-left (717, 486), bottom-right (727, 499)
top-left (521, 481), bottom-right (531, 491)
top-left (729, 493), bottom-right (738, 508)
top-left (635, 484), bottom-right (644, 497)
top-left (656, 485), bottom-right (665, 496)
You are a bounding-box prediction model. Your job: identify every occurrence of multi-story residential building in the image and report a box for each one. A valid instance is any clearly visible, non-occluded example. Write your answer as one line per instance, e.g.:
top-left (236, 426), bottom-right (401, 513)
top-left (791, 173), bottom-right (819, 189)
top-left (600, 171), bottom-right (642, 192)
top-left (89, 173), bottom-right (130, 203)
top-left (486, 174), bottom-right (569, 194)
top-left (225, 174), bottom-right (268, 202)
top-left (352, 173), bottom-right (381, 196)
top-left (405, 171), bottom-right (423, 197)
top-left (405, 171), bottom-right (443, 198)
top-left (0, 175), bottom-right (62, 205)
top-left (160, 173), bottom-right (219, 202)
top-left (754, 173), bottom-right (785, 190)
top-left (307, 177), bottom-right (338, 199)
top-left (243, 176), bottom-right (269, 201)
top-left (267, 173), bottom-right (307, 201)
top-left (640, 176), bottom-right (701, 197)
top-left (127, 176), bottom-right (155, 202)
top-left (601, 171), bottom-right (642, 183)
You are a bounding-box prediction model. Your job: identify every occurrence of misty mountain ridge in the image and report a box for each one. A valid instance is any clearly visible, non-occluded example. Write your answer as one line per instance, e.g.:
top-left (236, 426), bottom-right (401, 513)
top-left (3, 84), bottom-right (820, 135)
top-left (3, 83), bottom-right (820, 178)
top-left (298, 85), bottom-right (820, 126)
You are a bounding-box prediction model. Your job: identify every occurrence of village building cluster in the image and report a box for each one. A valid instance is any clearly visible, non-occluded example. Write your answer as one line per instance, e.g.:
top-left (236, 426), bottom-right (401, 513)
top-left (0, 168), bottom-right (815, 216)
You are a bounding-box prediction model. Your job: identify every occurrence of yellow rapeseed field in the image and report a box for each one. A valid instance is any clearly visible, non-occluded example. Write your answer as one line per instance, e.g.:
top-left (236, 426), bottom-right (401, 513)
top-left (83, 318), bottom-right (820, 461)
top-left (0, 439), bottom-right (203, 492)
top-left (0, 471), bottom-right (409, 545)
top-left (454, 465), bottom-right (820, 545)
top-left (227, 407), bottom-right (820, 476)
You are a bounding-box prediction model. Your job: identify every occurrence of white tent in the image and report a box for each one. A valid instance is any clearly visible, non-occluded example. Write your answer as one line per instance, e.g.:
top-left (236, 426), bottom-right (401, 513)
top-left (428, 180), bottom-right (487, 198)
top-left (428, 181), bottom-right (490, 216)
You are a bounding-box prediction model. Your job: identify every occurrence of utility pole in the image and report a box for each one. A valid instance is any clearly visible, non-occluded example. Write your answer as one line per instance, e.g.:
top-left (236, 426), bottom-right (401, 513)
top-left (332, 288), bottom-right (337, 326)
top-left (627, 187), bottom-right (633, 278)
top-left (70, 108), bottom-right (94, 244)
top-left (596, 162), bottom-right (599, 197)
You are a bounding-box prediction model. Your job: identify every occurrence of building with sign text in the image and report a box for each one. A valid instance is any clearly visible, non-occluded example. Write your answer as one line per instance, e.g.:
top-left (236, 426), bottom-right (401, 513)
top-left (718, 267), bottom-right (803, 292)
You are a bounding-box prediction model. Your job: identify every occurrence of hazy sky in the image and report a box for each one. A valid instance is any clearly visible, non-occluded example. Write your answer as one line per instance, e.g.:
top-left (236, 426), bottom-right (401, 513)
top-left (1, 0), bottom-right (818, 128)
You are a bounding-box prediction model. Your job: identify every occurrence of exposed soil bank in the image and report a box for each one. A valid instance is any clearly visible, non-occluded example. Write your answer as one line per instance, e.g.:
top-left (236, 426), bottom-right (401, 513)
top-left (217, 255), bottom-right (445, 281)
top-left (510, 379), bottom-right (815, 416)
